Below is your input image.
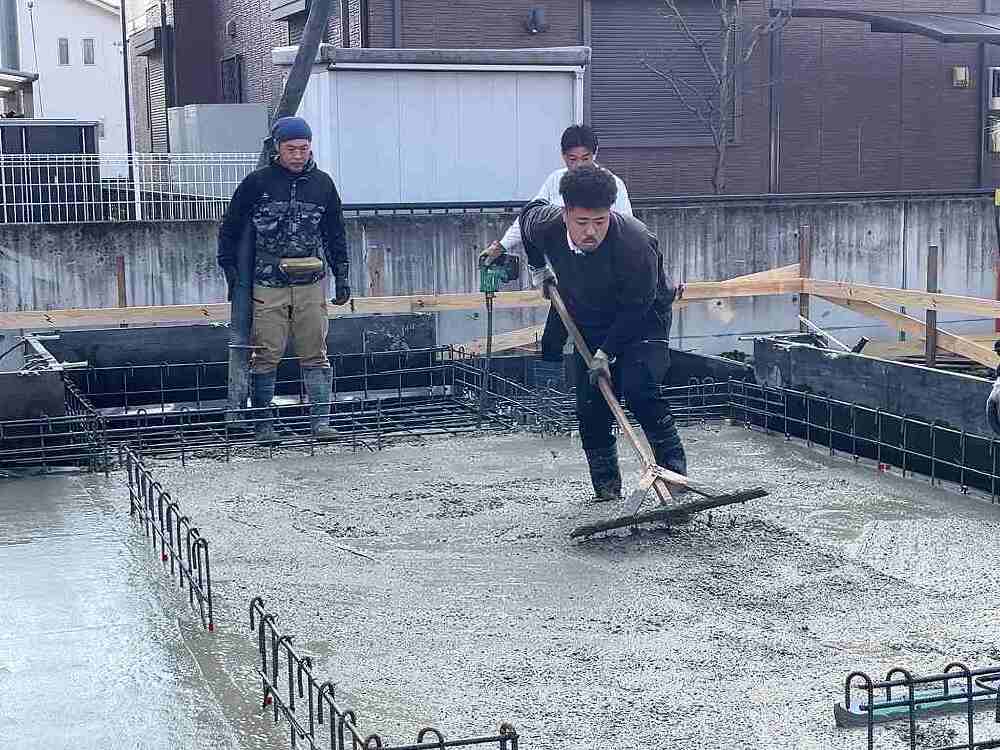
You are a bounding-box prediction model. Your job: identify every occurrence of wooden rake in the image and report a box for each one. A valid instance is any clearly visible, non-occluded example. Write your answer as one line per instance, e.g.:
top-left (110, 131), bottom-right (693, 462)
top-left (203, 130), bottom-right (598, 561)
top-left (546, 285), bottom-right (768, 538)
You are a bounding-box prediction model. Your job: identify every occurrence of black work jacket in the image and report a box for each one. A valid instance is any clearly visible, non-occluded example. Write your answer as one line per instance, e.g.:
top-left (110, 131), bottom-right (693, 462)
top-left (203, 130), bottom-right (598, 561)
top-left (519, 199), bottom-right (676, 356)
top-left (217, 159), bottom-right (348, 287)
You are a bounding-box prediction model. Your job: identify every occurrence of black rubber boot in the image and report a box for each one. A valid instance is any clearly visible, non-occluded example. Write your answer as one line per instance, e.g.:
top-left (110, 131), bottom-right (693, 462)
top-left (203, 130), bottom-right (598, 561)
top-left (651, 422), bottom-right (688, 505)
top-left (303, 367), bottom-right (335, 438)
top-left (251, 371), bottom-right (279, 445)
top-left (584, 446), bottom-right (622, 503)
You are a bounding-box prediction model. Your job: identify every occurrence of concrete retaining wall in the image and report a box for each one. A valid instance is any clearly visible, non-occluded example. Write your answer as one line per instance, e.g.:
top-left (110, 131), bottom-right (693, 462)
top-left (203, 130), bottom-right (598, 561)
top-left (1, 193), bottom-right (997, 354)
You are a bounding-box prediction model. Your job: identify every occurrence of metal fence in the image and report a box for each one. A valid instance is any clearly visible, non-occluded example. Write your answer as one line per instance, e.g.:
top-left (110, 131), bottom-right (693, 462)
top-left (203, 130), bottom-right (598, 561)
top-left (0, 153), bottom-right (256, 223)
top-left (125, 445), bottom-right (214, 631)
top-left (250, 597), bottom-right (519, 750)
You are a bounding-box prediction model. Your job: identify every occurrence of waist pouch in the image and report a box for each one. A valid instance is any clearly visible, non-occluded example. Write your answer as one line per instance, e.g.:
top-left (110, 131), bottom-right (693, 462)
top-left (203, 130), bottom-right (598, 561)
top-left (278, 256), bottom-right (325, 284)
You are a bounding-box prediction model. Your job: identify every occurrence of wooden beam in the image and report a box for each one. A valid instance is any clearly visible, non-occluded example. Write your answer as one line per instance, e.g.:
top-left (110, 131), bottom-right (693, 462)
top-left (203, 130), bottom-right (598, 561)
top-left (460, 324), bottom-right (545, 356)
top-left (0, 290), bottom-right (550, 330)
top-left (819, 295), bottom-right (1000, 368)
top-left (718, 263), bottom-right (801, 285)
top-left (805, 279), bottom-right (1000, 318)
top-left (456, 264), bottom-right (805, 353)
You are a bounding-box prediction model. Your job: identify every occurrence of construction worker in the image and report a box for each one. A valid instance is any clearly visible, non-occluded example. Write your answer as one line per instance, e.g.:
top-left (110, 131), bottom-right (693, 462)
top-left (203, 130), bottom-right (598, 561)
top-left (482, 125), bottom-right (632, 362)
top-left (518, 164), bottom-right (686, 503)
top-left (218, 116), bottom-right (351, 443)
top-left (987, 376), bottom-right (1000, 434)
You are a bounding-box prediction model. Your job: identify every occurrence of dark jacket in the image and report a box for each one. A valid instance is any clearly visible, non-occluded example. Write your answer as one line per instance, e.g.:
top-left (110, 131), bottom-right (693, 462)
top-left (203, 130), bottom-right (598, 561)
top-left (217, 159), bottom-right (348, 287)
top-left (519, 199), bottom-right (676, 357)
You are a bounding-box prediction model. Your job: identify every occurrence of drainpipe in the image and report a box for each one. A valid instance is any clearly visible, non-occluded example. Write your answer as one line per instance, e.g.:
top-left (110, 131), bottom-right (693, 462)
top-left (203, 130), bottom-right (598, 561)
top-left (160, 0), bottom-right (175, 150)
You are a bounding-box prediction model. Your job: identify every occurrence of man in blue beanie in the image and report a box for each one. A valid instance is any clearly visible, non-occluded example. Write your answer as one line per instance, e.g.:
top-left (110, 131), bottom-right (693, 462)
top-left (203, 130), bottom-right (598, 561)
top-left (218, 115), bottom-right (351, 443)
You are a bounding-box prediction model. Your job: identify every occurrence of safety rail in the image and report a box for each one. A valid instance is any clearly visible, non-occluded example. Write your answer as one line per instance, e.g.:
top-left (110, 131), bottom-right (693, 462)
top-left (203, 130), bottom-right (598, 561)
top-left (124, 445), bottom-right (214, 630)
top-left (839, 663), bottom-right (1000, 750)
top-left (729, 380), bottom-right (1000, 500)
top-left (0, 152), bottom-right (255, 223)
top-left (249, 597), bottom-right (519, 750)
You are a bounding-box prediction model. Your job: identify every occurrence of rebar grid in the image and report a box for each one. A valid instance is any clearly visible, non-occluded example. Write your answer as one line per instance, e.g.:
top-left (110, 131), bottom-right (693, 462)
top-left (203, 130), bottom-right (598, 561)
top-left (840, 664), bottom-right (1000, 750)
top-left (124, 446), bottom-right (214, 631)
top-left (249, 597), bottom-right (518, 750)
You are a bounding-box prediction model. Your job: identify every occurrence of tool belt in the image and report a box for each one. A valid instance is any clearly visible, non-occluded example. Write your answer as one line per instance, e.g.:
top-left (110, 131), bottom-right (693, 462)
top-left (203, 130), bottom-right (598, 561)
top-left (278, 256), bottom-right (325, 284)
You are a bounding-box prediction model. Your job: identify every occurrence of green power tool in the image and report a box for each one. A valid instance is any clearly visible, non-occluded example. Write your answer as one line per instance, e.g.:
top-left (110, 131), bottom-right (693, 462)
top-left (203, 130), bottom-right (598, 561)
top-left (477, 252), bottom-right (521, 423)
top-left (479, 252), bottom-right (521, 294)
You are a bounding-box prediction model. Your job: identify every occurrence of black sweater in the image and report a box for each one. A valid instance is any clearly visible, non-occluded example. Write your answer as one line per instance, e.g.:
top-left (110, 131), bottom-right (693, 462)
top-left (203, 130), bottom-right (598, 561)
top-left (518, 200), bottom-right (676, 356)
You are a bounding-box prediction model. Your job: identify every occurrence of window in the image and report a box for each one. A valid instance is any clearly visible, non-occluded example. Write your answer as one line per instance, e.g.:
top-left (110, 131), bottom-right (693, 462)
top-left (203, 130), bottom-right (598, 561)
top-left (57, 37), bottom-right (70, 66)
top-left (82, 38), bottom-right (95, 66)
top-left (590, 0), bottom-right (742, 147)
top-left (221, 55), bottom-right (243, 104)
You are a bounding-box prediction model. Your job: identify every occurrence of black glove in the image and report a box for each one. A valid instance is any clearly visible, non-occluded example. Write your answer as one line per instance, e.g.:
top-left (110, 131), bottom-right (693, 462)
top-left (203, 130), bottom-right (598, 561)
top-left (222, 265), bottom-right (237, 302)
top-left (988, 377), bottom-right (1000, 434)
top-left (333, 278), bottom-right (351, 306)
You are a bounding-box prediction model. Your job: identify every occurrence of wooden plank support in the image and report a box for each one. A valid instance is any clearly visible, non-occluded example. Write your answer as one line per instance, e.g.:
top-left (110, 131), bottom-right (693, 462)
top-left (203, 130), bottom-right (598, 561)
top-left (926, 242), bottom-right (939, 368)
top-left (460, 324), bottom-right (545, 356)
top-left (819, 295), bottom-right (1000, 369)
top-left (457, 264), bottom-right (805, 354)
top-left (803, 279), bottom-right (1000, 318)
top-left (0, 276), bottom-right (805, 331)
top-left (798, 226), bottom-right (812, 333)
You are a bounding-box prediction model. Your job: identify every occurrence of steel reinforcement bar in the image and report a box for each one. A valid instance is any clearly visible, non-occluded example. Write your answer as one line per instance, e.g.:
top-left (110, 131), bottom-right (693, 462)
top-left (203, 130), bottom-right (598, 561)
top-left (124, 445), bottom-right (214, 630)
top-left (838, 663), bottom-right (1000, 750)
top-left (249, 597), bottom-right (518, 750)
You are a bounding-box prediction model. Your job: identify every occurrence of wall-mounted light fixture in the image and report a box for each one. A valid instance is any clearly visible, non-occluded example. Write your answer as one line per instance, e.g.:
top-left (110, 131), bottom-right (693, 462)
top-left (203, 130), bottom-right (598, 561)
top-left (227, 19), bottom-right (237, 38)
top-left (525, 7), bottom-right (548, 35)
top-left (952, 65), bottom-right (971, 88)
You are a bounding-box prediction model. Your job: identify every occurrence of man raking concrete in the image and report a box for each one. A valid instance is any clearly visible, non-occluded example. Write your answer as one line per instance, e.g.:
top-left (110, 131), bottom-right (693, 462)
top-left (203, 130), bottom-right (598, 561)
top-left (512, 164), bottom-right (765, 534)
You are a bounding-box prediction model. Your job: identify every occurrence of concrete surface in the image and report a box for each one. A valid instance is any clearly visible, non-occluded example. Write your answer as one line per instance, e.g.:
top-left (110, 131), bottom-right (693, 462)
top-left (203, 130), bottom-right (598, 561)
top-left (0, 474), bottom-right (274, 750)
top-left (106, 425), bottom-right (1000, 750)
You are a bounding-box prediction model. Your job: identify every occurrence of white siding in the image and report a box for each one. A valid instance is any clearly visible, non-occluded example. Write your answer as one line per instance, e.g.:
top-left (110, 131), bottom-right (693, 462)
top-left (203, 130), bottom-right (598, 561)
top-left (17, 0), bottom-right (128, 163)
top-left (300, 65), bottom-right (577, 204)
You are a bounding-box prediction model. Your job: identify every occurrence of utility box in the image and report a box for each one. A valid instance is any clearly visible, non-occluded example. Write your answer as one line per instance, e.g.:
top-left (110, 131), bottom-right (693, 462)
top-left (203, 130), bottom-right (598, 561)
top-left (274, 45), bottom-right (589, 204)
top-left (0, 119), bottom-right (101, 222)
top-left (167, 104), bottom-right (268, 154)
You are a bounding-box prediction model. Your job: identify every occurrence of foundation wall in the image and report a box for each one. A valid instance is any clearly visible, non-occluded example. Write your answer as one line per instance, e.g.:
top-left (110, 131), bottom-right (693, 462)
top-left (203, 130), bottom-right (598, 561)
top-left (0, 192), bottom-right (996, 354)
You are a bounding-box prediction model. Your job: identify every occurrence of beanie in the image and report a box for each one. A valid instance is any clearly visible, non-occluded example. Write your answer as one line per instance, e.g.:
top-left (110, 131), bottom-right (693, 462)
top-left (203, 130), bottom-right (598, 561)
top-left (271, 116), bottom-right (312, 144)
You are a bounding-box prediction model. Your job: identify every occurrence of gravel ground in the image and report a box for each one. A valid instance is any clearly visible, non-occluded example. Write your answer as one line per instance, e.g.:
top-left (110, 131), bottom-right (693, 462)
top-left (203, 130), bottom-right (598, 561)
top-left (111, 424), bottom-right (1000, 750)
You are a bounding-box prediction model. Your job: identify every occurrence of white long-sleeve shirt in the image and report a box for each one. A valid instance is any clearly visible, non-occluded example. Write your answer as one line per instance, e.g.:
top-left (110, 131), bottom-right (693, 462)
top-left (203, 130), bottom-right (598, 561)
top-left (499, 166), bottom-right (633, 253)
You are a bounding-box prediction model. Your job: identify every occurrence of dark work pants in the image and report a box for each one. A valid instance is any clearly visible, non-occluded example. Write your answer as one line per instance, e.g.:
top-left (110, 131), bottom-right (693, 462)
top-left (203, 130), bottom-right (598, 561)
top-left (540, 306), bottom-right (569, 362)
top-left (573, 339), bottom-right (687, 474)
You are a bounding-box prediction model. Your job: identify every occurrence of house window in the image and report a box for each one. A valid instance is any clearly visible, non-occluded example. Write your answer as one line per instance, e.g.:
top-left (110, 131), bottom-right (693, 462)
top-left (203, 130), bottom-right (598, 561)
top-left (82, 38), bottom-right (95, 65)
top-left (57, 38), bottom-right (70, 66)
top-left (590, 0), bottom-right (742, 147)
top-left (221, 55), bottom-right (243, 104)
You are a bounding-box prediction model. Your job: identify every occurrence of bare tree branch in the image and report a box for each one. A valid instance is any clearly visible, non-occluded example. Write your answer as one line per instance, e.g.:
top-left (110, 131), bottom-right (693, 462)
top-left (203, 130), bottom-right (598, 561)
top-left (642, 59), bottom-right (721, 147)
top-left (663, 0), bottom-right (722, 85)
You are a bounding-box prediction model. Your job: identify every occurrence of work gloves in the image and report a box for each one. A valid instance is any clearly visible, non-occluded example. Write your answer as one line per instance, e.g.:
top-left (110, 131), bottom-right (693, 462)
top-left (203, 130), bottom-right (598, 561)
top-left (332, 262), bottom-right (351, 306)
top-left (988, 377), bottom-right (1000, 434)
top-left (222, 265), bottom-right (238, 302)
top-left (530, 264), bottom-right (557, 300)
top-left (479, 240), bottom-right (505, 267)
top-left (588, 349), bottom-right (612, 387)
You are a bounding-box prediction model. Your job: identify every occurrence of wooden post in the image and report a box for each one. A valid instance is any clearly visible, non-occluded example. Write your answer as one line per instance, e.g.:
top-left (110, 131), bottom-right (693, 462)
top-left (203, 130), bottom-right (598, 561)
top-left (798, 225), bottom-right (812, 333)
top-left (926, 242), bottom-right (939, 368)
top-left (116, 255), bottom-right (127, 308)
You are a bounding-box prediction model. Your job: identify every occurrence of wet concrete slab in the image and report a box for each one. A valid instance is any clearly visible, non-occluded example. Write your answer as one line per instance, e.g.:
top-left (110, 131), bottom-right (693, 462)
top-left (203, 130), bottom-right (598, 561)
top-left (0, 474), bottom-right (273, 750)
top-left (128, 426), bottom-right (1000, 750)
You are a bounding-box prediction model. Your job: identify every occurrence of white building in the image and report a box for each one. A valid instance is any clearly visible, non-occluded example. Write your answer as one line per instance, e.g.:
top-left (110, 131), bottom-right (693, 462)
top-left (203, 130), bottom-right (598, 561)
top-left (15, 0), bottom-right (127, 154)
